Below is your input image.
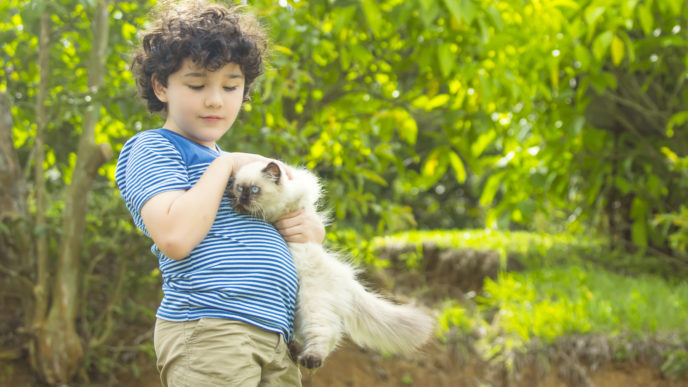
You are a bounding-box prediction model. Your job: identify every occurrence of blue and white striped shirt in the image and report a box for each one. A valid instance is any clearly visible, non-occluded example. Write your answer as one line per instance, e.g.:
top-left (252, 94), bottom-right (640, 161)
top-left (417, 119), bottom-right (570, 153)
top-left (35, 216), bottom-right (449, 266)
top-left (115, 129), bottom-right (298, 340)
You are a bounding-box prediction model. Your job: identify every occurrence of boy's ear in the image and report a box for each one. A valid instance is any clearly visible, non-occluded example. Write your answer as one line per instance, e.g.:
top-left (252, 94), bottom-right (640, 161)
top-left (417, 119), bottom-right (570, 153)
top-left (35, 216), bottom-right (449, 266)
top-left (152, 74), bottom-right (168, 103)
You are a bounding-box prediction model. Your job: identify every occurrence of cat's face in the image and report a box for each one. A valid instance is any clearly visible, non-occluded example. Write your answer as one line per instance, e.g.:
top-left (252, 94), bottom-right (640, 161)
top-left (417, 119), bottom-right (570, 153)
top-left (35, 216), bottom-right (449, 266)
top-left (228, 161), bottom-right (283, 220)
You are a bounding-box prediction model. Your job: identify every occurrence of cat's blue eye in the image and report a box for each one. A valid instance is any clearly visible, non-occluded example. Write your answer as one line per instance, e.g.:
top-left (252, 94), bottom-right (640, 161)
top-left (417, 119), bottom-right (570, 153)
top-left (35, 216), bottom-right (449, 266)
top-left (251, 186), bottom-right (260, 193)
top-left (237, 186), bottom-right (243, 192)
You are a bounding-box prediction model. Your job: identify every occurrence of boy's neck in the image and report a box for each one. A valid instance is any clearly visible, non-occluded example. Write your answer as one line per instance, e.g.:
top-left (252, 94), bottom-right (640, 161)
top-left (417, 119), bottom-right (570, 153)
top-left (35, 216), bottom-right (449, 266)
top-left (162, 126), bottom-right (218, 152)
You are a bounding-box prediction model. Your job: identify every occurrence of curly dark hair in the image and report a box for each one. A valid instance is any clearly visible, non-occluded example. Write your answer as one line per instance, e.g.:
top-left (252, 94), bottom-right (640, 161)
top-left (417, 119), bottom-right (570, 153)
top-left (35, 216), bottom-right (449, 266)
top-left (132, 0), bottom-right (268, 112)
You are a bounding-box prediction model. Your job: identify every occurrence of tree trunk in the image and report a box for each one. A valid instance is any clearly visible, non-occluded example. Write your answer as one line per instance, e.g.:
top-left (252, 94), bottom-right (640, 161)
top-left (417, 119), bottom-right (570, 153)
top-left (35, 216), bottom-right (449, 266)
top-left (31, 9), bottom-right (50, 353)
top-left (0, 94), bottom-right (27, 223)
top-left (0, 89), bottom-right (35, 369)
top-left (0, 92), bottom-right (32, 292)
top-left (32, 1), bottom-right (112, 383)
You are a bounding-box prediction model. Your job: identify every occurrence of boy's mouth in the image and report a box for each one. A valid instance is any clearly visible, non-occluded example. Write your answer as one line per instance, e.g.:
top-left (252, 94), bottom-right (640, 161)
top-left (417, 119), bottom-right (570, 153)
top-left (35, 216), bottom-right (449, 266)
top-left (201, 115), bottom-right (222, 122)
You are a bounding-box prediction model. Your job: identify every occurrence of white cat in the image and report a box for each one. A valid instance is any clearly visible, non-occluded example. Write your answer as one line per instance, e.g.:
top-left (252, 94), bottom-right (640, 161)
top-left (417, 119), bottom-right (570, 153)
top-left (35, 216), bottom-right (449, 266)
top-left (228, 161), bottom-right (434, 369)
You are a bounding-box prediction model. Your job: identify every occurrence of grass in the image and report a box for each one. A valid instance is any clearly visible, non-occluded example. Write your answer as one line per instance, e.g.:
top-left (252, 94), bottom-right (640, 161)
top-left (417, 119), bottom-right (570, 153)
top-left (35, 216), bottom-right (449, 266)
top-left (478, 266), bottom-right (688, 342)
top-left (369, 229), bottom-right (688, 379)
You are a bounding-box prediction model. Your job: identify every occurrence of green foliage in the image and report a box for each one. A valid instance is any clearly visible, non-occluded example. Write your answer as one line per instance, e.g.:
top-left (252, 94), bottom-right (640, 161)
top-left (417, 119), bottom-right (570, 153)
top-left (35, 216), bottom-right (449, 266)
top-left (2, 0), bottom-right (688, 381)
top-left (436, 300), bottom-right (473, 341)
top-left (662, 349), bottom-right (688, 381)
top-left (242, 0), bottom-right (688, 261)
top-left (402, 231), bottom-right (688, 346)
top-left (5, 0), bottom-right (686, 251)
top-left (373, 229), bottom-right (599, 268)
top-left (376, 229), bottom-right (688, 379)
top-left (477, 266), bottom-right (688, 342)
top-left (467, 265), bottom-right (688, 378)
top-left (652, 149), bottom-right (688, 253)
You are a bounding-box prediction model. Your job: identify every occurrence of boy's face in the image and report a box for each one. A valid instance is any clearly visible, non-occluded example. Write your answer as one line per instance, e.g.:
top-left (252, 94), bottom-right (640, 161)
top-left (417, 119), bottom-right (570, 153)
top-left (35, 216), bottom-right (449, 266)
top-left (153, 58), bottom-right (245, 149)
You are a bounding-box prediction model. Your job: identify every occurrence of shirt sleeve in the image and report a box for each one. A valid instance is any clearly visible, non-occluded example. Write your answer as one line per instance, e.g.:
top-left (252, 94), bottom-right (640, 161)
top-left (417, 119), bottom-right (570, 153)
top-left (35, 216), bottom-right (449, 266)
top-left (121, 133), bottom-right (191, 215)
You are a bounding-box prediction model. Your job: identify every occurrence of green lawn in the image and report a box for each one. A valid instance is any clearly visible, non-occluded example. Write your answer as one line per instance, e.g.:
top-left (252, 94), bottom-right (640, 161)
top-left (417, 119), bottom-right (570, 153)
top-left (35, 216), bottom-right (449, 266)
top-left (370, 229), bottom-right (688, 379)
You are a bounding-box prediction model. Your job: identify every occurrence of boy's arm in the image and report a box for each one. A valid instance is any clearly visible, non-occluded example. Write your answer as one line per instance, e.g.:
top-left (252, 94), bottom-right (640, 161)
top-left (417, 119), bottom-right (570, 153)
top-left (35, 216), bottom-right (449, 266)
top-left (140, 152), bottom-right (267, 260)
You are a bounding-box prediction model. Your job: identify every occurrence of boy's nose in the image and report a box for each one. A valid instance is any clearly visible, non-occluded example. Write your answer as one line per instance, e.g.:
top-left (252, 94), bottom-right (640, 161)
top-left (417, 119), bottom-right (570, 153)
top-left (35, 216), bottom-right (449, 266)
top-left (205, 88), bottom-right (223, 108)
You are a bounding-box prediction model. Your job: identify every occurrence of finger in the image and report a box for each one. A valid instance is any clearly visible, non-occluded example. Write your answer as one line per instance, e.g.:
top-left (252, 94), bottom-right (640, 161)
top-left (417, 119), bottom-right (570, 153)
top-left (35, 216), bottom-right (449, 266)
top-left (282, 233), bottom-right (306, 243)
top-left (278, 210), bottom-right (303, 222)
top-left (276, 223), bottom-right (303, 237)
top-left (275, 209), bottom-right (305, 225)
top-left (274, 217), bottom-right (300, 230)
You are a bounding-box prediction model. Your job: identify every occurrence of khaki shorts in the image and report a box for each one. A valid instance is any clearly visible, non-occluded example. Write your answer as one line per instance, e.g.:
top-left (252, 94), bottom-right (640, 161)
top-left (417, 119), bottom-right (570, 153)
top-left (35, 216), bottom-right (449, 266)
top-left (154, 318), bottom-right (302, 387)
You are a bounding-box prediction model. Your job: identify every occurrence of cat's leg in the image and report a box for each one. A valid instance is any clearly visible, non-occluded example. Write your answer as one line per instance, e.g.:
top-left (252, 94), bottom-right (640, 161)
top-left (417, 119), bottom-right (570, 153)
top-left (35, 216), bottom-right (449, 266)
top-left (290, 243), bottom-right (347, 369)
top-left (295, 293), bottom-right (342, 369)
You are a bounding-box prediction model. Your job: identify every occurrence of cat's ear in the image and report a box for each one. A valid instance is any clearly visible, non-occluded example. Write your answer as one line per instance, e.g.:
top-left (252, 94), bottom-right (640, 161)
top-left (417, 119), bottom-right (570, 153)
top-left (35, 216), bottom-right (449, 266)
top-left (262, 161), bottom-right (281, 184)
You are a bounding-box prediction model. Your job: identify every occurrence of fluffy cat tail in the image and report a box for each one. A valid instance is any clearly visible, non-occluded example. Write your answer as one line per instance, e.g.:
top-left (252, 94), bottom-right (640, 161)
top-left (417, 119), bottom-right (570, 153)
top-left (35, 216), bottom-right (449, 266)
top-left (345, 283), bottom-right (434, 354)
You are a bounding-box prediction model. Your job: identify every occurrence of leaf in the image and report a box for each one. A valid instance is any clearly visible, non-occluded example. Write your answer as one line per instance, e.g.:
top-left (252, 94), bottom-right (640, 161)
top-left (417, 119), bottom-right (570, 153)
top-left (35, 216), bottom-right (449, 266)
top-left (615, 175), bottom-right (631, 194)
top-left (359, 0), bottom-right (382, 38)
top-left (630, 196), bottom-right (648, 220)
top-left (666, 111), bottom-right (688, 138)
top-left (122, 22), bottom-right (136, 41)
top-left (618, 31), bottom-right (636, 64)
top-left (574, 44), bottom-right (591, 70)
top-left (359, 169), bottom-right (388, 186)
top-left (418, 0), bottom-right (439, 27)
top-left (637, 4), bottom-right (653, 36)
top-left (484, 6), bottom-right (503, 31)
top-left (480, 173), bottom-right (502, 206)
top-left (550, 57), bottom-right (559, 89)
top-left (448, 151), bottom-right (467, 183)
top-left (592, 31), bottom-right (613, 61)
top-left (443, 0), bottom-right (477, 25)
top-left (272, 44), bottom-right (293, 56)
top-left (438, 42), bottom-right (454, 78)
top-left (426, 94), bottom-right (450, 110)
top-left (660, 146), bottom-right (680, 163)
top-left (646, 174), bottom-right (667, 197)
top-left (667, 0), bottom-right (682, 16)
top-left (584, 6), bottom-right (605, 27)
top-left (632, 219), bottom-right (648, 247)
top-left (471, 131), bottom-right (496, 157)
top-left (610, 34), bottom-right (624, 66)
top-left (421, 147), bottom-right (450, 187)
top-left (396, 110), bottom-right (418, 145)
top-left (419, 0), bottom-right (435, 10)
top-left (585, 6), bottom-right (606, 42)
top-left (589, 70), bottom-right (618, 93)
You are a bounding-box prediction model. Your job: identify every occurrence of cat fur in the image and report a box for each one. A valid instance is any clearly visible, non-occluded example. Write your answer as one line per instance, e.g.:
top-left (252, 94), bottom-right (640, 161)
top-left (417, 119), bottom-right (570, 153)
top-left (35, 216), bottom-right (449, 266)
top-left (228, 161), bottom-right (434, 369)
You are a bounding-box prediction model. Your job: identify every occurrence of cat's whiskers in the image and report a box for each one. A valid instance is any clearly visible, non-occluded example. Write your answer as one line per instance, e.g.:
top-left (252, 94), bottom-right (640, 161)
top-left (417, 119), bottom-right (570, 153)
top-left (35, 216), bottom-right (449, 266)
top-left (248, 203), bottom-right (267, 221)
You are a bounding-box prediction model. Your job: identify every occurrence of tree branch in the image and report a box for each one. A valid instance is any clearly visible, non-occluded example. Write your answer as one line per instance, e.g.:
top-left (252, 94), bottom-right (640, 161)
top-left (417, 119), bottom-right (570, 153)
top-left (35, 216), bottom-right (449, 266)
top-left (0, 264), bottom-right (35, 294)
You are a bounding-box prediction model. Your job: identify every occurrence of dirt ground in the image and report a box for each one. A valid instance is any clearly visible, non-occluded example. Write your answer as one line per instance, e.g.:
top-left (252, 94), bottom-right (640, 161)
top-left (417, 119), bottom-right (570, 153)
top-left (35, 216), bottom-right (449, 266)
top-left (2, 335), bottom-right (687, 386)
top-left (300, 340), bottom-right (688, 387)
top-left (118, 339), bottom-right (688, 387)
top-left (108, 334), bottom-right (688, 387)
top-left (3, 245), bottom-right (687, 386)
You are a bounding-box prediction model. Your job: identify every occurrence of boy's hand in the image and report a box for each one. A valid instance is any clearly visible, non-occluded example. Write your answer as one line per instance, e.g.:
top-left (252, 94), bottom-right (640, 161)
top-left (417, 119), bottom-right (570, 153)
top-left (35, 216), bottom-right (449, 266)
top-left (225, 152), bottom-right (293, 180)
top-left (274, 209), bottom-right (325, 244)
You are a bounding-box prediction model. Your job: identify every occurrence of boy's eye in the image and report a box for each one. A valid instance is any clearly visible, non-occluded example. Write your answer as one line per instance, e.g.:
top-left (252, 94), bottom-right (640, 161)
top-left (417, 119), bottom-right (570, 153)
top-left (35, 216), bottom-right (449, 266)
top-left (224, 86), bottom-right (238, 91)
top-left (188, 85), bottom-right (204, 90)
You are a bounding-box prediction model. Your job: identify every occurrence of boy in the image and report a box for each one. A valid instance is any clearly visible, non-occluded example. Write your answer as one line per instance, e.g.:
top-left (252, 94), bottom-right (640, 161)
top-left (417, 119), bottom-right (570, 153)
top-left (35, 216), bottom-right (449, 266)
top-left (115, 1), bottom-right (323, 385)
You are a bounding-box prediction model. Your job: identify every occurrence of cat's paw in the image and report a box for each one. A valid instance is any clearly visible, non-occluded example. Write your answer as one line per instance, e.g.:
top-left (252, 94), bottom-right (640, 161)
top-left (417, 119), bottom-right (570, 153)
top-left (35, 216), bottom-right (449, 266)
top-left (298, 353), bottom-right (322, 369)
top-left (288, 340), bottom-right (303, 363)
